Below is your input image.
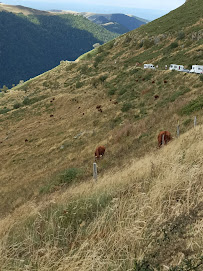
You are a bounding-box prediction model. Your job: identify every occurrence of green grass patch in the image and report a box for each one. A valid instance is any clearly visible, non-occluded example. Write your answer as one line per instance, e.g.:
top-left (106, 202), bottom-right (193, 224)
top-left (75, 81), bottom-right (83, 88)
top-left (22, 95), bottom-right (47, 106)
top-left (40, 167), bottom-right (83, 194)
top-left (179, 96), bottom-right (203, 115)
top-left (0, 107), bottom-right (11, 114)
top-left (158, 87), bottom-right (191, 107)
top-left (121, 102), bottom-right (133, 112)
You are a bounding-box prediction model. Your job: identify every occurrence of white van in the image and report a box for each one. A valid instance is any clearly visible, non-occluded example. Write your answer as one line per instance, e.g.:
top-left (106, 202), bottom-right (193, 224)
top-left (169, 64), bottom-right (184, 71)
top-left (144, 64), bottom-right (155, 70)
top-left (190, 65), bottom-right (203, 74)
top-left (169, 64), bottom-right (189, 73)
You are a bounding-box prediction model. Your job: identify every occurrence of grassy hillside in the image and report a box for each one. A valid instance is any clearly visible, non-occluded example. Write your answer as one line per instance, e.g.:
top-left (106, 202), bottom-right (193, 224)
top-left (0, 6), bottom-right (117, 88)
top-left (78, 0), bottom-right (202, 68)
top-left (0, 0), bottom-right (202, 270)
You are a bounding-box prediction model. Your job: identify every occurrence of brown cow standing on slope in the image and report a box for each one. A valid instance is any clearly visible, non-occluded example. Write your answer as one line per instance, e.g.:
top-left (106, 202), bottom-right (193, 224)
top-left (95, 146), bottom-right (105, 160)
top-left (158, 131), bottom-right (172, 147)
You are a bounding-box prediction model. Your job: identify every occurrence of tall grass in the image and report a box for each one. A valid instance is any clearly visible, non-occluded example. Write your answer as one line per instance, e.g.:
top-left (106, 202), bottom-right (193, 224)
top-left (1, 126), bottom-right (202, 270)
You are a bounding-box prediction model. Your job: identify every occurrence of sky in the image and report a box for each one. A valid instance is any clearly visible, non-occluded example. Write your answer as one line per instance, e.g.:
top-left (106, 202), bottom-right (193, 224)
top-left (1, 0), bottom-right (186, 20)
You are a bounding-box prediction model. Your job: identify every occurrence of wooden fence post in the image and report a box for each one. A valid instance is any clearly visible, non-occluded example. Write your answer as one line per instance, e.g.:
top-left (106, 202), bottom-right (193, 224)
top-left (194, 116), bottom-right (197, 128)
top-left (177, 124), bottom-right (180, 137)
top-left (93, 162), bottom-right (97, 181)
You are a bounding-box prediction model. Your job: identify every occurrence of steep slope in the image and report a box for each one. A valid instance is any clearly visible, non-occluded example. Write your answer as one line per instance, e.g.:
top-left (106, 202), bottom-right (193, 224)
top-left (0, 4), bottom-right (118, 88)
top-left (92, 0), bottom-right (202, 68)
top-left (0, 0), bottom-right (202, 270)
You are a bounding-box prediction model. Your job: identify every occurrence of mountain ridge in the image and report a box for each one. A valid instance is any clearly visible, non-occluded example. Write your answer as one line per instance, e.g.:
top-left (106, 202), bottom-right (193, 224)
top-left (50, 9), bottom-right (148, 34)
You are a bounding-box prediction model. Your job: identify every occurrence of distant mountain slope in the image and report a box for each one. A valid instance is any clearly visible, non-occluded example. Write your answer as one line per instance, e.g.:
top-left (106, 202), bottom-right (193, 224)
top-left (52, 10), bottom-right (148, 34)
top-left (0, 3), bottom-right (118, 88)
top-left (81, 13), bottom-right (148, 34)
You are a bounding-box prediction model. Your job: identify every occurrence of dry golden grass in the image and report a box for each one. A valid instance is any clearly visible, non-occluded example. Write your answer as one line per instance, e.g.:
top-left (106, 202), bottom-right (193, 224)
top-left (0, 125), bottom-right (202, 270)
top-left (53, 126), bottom-right (203, 271)
top-left (0, 59), bottom-right (202, 217)
top-left (0, 48), bottom-right (202, 270)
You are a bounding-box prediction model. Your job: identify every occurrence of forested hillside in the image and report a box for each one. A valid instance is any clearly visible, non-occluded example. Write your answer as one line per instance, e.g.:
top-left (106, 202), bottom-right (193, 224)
top-left (0, 9), bottom-right (117, 88)
top-left (79, 13), bottom-right (148, 34)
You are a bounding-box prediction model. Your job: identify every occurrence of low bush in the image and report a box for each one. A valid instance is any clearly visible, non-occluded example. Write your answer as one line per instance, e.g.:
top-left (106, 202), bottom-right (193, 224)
top-left (13, 103), bottom-right (22, 109)
top-left (177, 30), bottom-right (185, 40)
top-left (99, 74), bottom-right (108, 83)
top-left (169, 42), bottom-right (179, 49)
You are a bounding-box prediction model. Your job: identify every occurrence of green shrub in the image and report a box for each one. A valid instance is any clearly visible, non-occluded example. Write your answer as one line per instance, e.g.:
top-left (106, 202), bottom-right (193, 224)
top-left (13, 103), bottom-right (22, 109)
top-left (169, 42), bottom-right (179, 49)
top-left (99, 74), bottom-right (108, 83)
top-left (59, 168), bottom-right (81, 185)
top-left (75, 81), bottom-right (83, 88)
top-left (177, 30), bottom-right (185, 40)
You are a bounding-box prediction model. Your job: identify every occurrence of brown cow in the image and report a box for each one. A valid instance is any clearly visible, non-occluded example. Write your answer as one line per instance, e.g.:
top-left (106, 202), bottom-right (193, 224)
top-left (95, 146), bottom-right (105, 160)
top-left (158, 131), bottom-right (172, 147)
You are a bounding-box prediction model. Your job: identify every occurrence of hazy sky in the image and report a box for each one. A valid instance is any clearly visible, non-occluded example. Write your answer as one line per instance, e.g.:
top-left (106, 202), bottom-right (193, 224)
top-left (1, 0), bottom-right (186, 20)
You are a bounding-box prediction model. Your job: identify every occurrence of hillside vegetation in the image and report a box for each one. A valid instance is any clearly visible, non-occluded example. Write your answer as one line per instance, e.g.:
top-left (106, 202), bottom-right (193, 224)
top-left (0, 0), bottom-right (202, 270)
top-left (79, 0), bottom-right (202, 68)
top-left (0, 5), bottom-right (117, 88)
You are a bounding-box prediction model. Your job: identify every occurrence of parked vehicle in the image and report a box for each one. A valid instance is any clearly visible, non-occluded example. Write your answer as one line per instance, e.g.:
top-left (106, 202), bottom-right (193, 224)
top-left (180, 68), bottom-right (190, 73)
top-left (190, 65), bottom-right (203, 74)
top-left (169, 64), bottom-right (184, 71)
top-left (144, 64), bottom-right (155, 70)
top-left (169, 64), bottom-right (189, 73)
